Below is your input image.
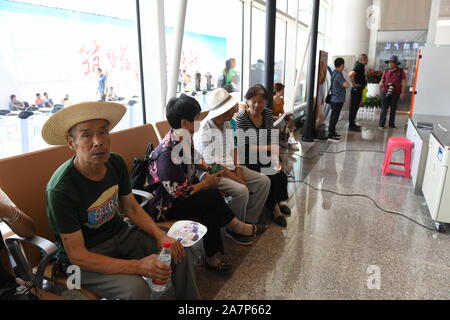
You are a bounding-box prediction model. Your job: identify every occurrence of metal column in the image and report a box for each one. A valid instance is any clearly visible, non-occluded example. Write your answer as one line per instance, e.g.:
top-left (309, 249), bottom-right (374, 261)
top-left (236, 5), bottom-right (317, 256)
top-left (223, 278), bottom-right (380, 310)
top-left (264, 0), bottom-right (276, 110)
top-left (302, 0), bottom-right (320, 142)
top-left (167, 0), bottom-right (188, 102)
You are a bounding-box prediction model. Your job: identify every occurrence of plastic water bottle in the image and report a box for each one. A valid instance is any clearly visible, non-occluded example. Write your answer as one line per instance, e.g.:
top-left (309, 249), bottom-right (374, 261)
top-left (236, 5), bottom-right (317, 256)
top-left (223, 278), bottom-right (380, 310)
top-left (150, 241), bottom-right (172, 293)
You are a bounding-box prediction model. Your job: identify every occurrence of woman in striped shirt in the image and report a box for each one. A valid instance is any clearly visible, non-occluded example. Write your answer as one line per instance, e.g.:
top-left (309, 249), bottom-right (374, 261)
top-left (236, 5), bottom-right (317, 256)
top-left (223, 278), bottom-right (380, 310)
top-left (235, 86), bottom-right (290, 227)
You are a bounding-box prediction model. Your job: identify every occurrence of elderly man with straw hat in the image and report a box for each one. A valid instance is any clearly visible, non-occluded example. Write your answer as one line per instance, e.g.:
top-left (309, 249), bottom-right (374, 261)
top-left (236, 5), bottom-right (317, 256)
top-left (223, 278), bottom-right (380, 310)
top-left (42, 102), bottom-right (200, 300)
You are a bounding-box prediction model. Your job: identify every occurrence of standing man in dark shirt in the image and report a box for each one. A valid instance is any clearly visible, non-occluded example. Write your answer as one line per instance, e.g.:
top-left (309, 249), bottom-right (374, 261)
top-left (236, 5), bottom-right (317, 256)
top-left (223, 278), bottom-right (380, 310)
top-left (378, 55), bottom-right (406, 129)
top-left (348, 54), bottom-right (368, 132)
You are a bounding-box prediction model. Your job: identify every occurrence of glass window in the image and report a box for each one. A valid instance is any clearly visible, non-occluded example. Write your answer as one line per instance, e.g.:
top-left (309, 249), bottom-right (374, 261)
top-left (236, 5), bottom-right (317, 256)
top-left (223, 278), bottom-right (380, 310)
top-left (250, 7), bottom-right (287, 89)
top-left (319, 6), bottom-right (327, 34)
top-left (295, 27), bottom-right (309, 104)
top-left (0, 0), bottom-right (142, 159)
top-left (165, 0), bottom-right (243, 110)
top-left (277, 0), bottom-right (288, 13)
top-left (287, 0), bottom-right (299, 18)
top-left (298, 0), bottom-right (312, 24)
top-left (274, 18), bottom-right (287, 85)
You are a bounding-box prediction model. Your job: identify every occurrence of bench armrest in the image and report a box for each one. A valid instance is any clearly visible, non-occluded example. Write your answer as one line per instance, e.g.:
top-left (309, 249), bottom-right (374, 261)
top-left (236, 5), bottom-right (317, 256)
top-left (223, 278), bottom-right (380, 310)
top-left (5, 234), bottom-right (57, 289)
top-left (132, 189), bottom-right (153, 207)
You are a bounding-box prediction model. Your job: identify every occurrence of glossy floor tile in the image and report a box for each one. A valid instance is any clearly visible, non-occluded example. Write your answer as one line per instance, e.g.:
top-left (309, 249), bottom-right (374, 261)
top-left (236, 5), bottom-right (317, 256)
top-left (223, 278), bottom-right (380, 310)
top-left (195, 113), bottom-right (450, 300)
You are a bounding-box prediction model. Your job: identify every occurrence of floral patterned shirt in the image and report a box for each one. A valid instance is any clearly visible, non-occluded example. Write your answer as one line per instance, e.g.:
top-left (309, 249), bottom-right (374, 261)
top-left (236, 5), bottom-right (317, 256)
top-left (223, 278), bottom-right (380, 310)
top-left (145, 129), bottom-right (200, 221)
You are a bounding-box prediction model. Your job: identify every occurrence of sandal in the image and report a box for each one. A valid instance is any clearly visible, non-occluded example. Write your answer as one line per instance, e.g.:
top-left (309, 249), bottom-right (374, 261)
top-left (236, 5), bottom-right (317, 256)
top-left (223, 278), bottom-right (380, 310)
top-left (279, 204), bottom-right (291, 216)
top-left (272, 214), bottom-right (287, 227)
top-left (251, 223), bottom-right (269, 237)
top-left (205, 260), bottom-right (233, 273)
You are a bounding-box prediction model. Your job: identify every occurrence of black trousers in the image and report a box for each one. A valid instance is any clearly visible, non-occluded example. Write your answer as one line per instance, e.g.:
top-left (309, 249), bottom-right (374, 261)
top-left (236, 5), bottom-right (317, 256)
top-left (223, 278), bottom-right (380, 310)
top-left (349, 87), bottom-right (363, 126)
top-left (328, 102), bottom-right (344, 137)
top-left (379, 92), bottom-right (400, 127)
top-left (166, 188), bottom-right (235, 257)
top-left (246, 164), bottom-right (288, 211)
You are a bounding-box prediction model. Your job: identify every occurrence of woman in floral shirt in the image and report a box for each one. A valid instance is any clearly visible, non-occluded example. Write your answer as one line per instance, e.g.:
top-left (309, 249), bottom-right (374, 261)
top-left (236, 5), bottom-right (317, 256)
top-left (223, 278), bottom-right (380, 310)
top-left (145, 94), bottom-right (259, 273)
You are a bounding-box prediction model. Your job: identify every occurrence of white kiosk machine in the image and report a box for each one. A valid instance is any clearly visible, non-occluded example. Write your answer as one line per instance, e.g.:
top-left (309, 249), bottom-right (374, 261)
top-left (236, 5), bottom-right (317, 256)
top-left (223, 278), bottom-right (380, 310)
top-left (422, 132), bottom-right (450, 231)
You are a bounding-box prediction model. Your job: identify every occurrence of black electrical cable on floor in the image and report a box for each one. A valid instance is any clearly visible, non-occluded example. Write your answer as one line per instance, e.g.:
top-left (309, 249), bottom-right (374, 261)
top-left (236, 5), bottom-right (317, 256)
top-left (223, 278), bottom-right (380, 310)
top-left (287, 178), bottom-right (446, 234)
top-left (281, 148), bottom-right (396, 160)
top-left (280, 148), bottom-right (447, 234)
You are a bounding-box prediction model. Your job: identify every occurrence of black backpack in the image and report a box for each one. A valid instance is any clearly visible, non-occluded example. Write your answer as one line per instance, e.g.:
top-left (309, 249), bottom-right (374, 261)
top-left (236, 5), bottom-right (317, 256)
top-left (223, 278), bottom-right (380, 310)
top-left (129, 143), bottom-right (173, 192)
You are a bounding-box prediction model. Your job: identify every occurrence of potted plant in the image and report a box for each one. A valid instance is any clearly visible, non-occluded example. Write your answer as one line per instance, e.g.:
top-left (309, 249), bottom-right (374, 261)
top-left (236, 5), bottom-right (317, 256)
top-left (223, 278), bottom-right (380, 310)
top-left (364, 95), bottom-right (381, 109)
top-left (366, 69), bottom-right (383, 97)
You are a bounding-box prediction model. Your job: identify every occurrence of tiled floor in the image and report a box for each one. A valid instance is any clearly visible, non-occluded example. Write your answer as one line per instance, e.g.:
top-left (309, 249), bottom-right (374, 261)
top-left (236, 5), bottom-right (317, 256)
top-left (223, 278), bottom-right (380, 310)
top-left (195, 113), bottom-right (450, 300)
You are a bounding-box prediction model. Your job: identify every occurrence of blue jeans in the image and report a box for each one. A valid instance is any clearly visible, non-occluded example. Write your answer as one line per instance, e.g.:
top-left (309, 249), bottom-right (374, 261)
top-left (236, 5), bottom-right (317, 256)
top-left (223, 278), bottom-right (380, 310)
top-left (379, 92), bottom-right (400, 127)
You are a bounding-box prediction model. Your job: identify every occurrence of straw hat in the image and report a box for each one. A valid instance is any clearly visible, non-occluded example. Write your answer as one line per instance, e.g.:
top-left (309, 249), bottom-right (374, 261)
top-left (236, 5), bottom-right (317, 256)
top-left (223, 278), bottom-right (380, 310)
top-left (204, 88), bottom-right (237, 121)
top-left (41, 101), bottom-right (126, 145)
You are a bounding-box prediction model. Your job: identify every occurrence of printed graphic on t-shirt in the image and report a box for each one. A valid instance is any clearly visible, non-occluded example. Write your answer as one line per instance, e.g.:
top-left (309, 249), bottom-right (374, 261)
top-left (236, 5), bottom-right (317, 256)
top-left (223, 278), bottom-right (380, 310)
top-left (84, 185), bottom-right (119, 229)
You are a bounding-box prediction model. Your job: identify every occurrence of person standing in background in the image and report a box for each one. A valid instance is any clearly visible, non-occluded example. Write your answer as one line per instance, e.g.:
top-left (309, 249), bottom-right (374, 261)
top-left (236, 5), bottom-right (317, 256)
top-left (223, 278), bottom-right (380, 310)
top-left (378, 55), bottom-right (406, 129)
top-left (96, 68), bottom-right (108, 102)
top-left (348, 54), bottom-right (368, 132)
top-left (328, 58), bottom-right (350, 141)
top-left (195, 72), bottom-right (201, 92)
top-left (205, 72), bottom-right (213, 91)
top-left (222, 58), bottom-right (237, 93)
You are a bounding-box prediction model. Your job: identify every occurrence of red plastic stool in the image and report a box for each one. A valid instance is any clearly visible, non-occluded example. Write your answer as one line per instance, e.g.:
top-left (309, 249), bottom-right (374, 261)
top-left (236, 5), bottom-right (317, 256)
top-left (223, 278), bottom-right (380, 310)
top-left (382, 137), bottom-right (413, 178)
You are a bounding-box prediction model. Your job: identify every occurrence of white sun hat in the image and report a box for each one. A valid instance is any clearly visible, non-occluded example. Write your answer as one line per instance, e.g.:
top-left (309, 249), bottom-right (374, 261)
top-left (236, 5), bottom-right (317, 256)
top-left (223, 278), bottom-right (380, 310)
top-left (204, 88), bottom-right (238, 121)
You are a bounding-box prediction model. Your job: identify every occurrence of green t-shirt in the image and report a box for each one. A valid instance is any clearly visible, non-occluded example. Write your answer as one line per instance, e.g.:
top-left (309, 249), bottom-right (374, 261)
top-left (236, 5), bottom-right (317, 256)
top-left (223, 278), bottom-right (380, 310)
top-left (46, 152), bottom-right (131, 260)
top-left (225, 68), bottom-right (236, 84)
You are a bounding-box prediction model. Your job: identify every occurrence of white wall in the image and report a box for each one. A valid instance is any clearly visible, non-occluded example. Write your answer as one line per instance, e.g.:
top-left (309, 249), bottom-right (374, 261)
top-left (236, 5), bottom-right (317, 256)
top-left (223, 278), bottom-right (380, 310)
top-left (380, 0), bottom-right (432, 30)
top-left (435, 25), bottom-right (450, 44)
top-left (329, 0), bottom-right (372, 60)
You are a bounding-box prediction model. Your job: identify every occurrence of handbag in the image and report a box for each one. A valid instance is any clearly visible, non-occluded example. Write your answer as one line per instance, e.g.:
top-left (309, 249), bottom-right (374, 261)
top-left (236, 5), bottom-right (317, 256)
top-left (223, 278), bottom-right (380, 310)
top-left (130, 143), bottom-right (154, 191)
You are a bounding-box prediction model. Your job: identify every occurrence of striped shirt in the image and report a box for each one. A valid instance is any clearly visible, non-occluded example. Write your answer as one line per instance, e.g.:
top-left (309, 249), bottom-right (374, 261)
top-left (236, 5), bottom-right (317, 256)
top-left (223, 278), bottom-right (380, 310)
top-left (235, 108), bottom-right (275, 168)
top-left (330, 70), bottom-right (346, 103)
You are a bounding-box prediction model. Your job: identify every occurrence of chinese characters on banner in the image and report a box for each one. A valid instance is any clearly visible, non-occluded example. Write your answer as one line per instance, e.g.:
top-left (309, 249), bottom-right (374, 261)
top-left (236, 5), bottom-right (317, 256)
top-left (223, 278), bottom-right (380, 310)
top-left (79, 40), bottom-right (137, 77)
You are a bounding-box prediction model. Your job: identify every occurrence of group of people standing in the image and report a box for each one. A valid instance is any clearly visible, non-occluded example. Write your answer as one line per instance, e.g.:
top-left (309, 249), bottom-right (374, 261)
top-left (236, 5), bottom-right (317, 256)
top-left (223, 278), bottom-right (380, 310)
top-left (327, 54), bottom-right (406, 141)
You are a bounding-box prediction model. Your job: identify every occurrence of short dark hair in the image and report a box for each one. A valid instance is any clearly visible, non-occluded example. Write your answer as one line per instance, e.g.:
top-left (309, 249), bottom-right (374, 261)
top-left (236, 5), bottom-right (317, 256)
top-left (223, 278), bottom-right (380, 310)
top-left (273, 83), bottom-right (285, 95)
top-left (334, 58), bottom-right (345, 68)
top-left (10, 94), bottom-right (16, 100)
top-left (166, 94), bottom-right (201, 129)
top-left (36, 93), bottom-right (40, 97)
top-left (245, 85), bottom-right (268, 101)
top-left (97, 68), bottom-right (102, 72)
top-left (44, 92), bottom-right (48, 96)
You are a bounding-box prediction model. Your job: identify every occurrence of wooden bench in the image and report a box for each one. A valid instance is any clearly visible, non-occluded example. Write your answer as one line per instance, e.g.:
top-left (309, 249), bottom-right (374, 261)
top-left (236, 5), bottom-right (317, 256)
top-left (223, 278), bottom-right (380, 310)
top-left (0, 124), bottom-right (169, 299)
